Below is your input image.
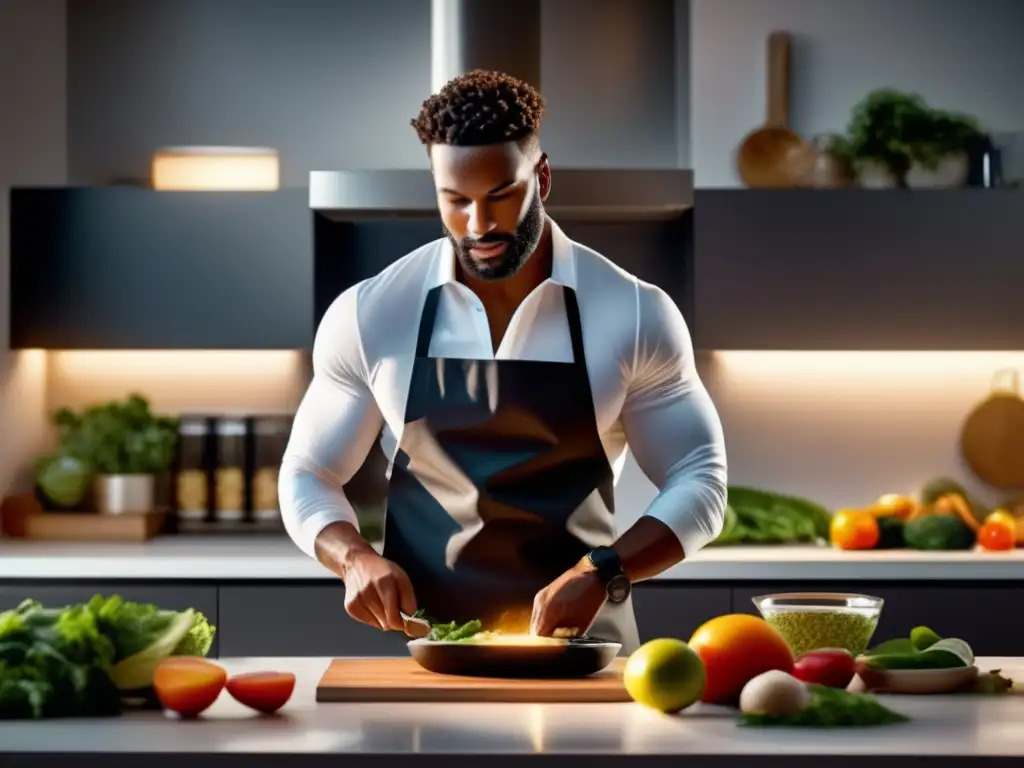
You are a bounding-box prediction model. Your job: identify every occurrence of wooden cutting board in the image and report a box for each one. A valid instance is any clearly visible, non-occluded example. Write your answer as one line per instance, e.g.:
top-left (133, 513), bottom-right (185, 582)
top-left (316, 657), bottom-right (630, 703)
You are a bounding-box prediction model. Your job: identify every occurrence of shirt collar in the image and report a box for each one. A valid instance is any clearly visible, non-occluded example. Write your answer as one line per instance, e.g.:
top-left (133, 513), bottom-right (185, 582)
top-left (430, 217), bottom-right (577, 290)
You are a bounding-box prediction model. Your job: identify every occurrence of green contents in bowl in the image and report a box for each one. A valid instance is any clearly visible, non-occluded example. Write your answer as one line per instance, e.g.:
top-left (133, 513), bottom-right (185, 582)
top-left (754, 593), bottom-right (883, 658)
top-left (765, 610), bottom-right (879, 657)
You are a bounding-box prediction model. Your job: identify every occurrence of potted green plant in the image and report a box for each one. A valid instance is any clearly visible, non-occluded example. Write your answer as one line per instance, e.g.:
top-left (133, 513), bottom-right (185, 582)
top-left (41, 394), bottom-right (179, 515)
top-left (837, 89), bottom-right (984, 188)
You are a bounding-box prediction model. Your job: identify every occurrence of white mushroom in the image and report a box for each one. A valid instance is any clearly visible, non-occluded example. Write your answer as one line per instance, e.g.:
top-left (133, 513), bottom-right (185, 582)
top-left (739, 670), bottom-right (812, 717)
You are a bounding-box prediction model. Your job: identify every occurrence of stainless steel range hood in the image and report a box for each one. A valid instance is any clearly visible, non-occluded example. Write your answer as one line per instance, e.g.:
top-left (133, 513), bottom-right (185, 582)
top-left (310, 0), bottom-right (693, 222)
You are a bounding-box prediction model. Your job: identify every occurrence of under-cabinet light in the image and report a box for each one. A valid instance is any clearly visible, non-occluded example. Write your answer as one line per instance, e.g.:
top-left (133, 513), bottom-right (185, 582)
top-left (151, 146), bottom-right (280, 191)
top-left (712, 350), bottom-right (1024, 396)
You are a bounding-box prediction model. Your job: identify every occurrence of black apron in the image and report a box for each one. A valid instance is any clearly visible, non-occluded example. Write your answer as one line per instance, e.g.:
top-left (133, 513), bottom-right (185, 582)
top-left (381, 283), bottom-right (640, 653)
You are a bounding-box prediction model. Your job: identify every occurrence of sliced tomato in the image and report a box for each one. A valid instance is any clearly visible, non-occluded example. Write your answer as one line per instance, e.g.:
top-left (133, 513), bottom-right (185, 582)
top-left (153, 657), bottom-right (227, 717)
top-left (226, 671), bottom-right (296, 713)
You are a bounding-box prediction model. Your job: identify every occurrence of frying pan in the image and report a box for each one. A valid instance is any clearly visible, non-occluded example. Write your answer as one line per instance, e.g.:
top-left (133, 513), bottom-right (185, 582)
top-left (735, 31), bottom-right (810, 187)
top-left (408, 637), bottom-right (622, 679)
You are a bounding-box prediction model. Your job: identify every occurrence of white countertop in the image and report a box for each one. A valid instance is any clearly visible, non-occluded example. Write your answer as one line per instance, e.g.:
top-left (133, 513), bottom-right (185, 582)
top-left (4, 656), bottom-right (1024, 760)
top-left (1, 536), bottom-right (1024, 580)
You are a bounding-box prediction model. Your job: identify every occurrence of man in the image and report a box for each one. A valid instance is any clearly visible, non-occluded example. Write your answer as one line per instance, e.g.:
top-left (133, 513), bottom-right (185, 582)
top-left (279, 70), bottom-right (727, 654)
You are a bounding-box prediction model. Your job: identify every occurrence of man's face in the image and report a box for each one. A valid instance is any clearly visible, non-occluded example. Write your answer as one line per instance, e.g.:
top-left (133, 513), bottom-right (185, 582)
top-left (430, 141), bottom-right (551, 281)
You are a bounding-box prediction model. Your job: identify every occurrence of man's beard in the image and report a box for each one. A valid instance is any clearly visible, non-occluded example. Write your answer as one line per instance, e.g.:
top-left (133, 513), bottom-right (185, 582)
top-left (445, 188), bottom-right (545, 282)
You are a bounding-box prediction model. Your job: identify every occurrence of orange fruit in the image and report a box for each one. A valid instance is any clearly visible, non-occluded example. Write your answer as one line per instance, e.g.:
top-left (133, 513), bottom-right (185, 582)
top-left (978, 521), bottom-right (1015, 551)
top-left (830, 509), bottom-right (880, 550)
top-left (984, 510), bottom-right (1017, 534)
top-left (687, 614), bottom-right (794, 705)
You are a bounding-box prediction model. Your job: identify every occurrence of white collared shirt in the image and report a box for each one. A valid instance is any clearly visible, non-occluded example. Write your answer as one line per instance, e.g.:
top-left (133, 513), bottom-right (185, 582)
top-left (279, 219), bottom-right (728, 564)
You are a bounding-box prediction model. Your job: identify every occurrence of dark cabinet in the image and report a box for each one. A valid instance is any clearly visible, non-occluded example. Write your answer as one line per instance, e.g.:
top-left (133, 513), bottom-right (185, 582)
top-left (731, 584), bottom-right (1024, 657)
top-left (217, 585), bottom-right (411, 657)
top-left (217, 584), bottom-right (731, 657)
top-left (10, 188), bottom-right (314, 350)
top-left (632, 585), bottom-right (730, 643)
top-left (694, 189), bottom-right (1024, 350)
top-left (0, 585), bottom-right (220, 657)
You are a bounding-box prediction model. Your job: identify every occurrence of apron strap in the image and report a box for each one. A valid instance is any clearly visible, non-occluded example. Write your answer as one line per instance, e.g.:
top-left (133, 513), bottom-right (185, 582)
top-left (415, 286), bottom-right (443, 358)
top-left (562, 286), bottom-right (587, 365)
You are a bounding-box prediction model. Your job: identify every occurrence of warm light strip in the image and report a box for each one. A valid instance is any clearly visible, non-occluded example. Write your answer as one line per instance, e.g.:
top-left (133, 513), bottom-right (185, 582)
top-left (45, 350), bottom-right (307, 415)
top-left (48, 350), bottom-right (302, 377)
top-left (151, 146), bottom-right (280, 191)
top-left (714, 350), bottom-right (1024, 373)
top-left (711, 350), bottom-right (1024, 397)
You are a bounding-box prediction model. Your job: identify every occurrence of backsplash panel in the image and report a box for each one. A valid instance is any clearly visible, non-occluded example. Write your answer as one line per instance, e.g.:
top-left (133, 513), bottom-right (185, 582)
top-left (706, 351), bottom-right (1024, 512)
top-left (44, 350), bottom-right (1024, 532)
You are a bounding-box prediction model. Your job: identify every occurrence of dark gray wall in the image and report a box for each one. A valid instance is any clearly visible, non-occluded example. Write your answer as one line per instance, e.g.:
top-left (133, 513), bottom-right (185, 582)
top-left (67, 0), bottom-right (685, 186)
top-left (690, 0), bottom-right (1024, 186)
top-left (0, 0), bottom-right (64, 497)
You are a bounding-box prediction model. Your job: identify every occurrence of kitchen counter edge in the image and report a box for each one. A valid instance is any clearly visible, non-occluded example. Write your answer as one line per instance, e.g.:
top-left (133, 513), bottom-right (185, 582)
top-left (1, 537), bottom-right (1023, 580)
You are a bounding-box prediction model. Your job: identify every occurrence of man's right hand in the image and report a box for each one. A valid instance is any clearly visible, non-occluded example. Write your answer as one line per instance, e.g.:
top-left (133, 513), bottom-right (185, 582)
top-left (314, 521), bottom-right (418, 632)
top-left (340, 549), bottom-right (418, 632)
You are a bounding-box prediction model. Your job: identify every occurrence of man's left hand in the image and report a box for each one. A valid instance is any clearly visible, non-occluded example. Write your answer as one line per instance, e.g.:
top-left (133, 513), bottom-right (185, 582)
top-left (530, 560), bottom-right (607, 637)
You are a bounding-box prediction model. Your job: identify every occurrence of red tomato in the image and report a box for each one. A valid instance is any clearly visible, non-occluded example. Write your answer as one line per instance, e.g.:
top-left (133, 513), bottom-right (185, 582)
top-left (226, 671), bottom-right (296, 714)
top-left (792, 648), bottom-right (857, 689)
top-left (153, 657), bottom-right (227, 717)
top-left (978, 522), bottom-right (1015, 551)
top-left (688, 614), bottom-right (794, 705)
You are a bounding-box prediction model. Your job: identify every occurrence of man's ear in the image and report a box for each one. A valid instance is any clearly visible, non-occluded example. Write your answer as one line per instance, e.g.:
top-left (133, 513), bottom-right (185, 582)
top-left (536, 153), bottom-right (551, 201)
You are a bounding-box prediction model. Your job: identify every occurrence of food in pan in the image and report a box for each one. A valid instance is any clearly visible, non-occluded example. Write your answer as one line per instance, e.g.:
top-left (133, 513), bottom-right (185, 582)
top-left (412, 613), bottom-right (483, 642)
top-left (411, 611), bottom-right (584, 645)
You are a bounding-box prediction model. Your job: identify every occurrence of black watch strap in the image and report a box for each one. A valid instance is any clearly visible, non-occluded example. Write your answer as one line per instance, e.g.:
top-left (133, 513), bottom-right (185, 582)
top-left (587, 546), bottom-right (624, 584)
top-left (587, 546), bottom-right (631, 603)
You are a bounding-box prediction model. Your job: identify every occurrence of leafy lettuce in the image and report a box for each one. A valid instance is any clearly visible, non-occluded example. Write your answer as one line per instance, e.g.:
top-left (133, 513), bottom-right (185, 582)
top-left (0, 599), bottom-right (120, 719)
top-left (0, 594), bottom-right (216, 719)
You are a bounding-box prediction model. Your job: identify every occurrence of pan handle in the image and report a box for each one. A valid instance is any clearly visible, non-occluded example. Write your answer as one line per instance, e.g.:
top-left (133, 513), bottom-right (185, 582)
top-left (766, 31), bottom-right (792, 127)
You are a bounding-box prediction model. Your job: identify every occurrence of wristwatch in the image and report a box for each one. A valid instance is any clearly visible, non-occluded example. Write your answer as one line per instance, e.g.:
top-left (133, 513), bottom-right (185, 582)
top-left (586, 546), bottom-right (631, 604)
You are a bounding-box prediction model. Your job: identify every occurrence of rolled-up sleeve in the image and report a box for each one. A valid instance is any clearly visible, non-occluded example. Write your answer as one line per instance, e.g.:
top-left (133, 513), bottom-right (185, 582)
top-left (278, 284), bottom-right (385, 558)
top-left (620, 282), bottom-right (728, 557)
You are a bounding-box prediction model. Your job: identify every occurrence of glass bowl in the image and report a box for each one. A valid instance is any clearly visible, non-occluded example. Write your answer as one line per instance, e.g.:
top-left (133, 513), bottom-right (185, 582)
top-left (752, 592), bottom-right (884, 657)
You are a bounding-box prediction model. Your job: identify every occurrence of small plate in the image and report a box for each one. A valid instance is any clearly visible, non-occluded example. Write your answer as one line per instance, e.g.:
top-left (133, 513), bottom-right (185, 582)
top-left (853, 662), bottom-right (978, 694)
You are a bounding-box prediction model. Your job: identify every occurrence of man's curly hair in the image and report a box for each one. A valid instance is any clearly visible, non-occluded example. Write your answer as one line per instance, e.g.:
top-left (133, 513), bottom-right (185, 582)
top-left (410, 69), bottom-right (546, 149)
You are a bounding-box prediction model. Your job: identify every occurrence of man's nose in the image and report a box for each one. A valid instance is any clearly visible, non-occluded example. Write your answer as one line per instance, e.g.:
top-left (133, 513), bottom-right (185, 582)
top-left (467, 202), bottom-right (496, 238)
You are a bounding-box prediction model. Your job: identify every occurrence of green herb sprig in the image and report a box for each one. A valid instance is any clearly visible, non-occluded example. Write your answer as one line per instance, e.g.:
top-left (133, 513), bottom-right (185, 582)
top-left (740, 685), bottom-right (909, 728)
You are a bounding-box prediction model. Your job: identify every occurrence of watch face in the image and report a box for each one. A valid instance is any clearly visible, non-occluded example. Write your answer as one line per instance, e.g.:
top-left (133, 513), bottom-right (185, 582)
top-left (607, 573), bottom-right (631, 603)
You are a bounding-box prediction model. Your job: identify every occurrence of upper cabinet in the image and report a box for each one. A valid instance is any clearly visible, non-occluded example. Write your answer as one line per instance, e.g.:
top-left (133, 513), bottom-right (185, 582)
top-left (693, 190), bottom-right (1024, 351)
top-left (9, 188), bottom-right (314, 350)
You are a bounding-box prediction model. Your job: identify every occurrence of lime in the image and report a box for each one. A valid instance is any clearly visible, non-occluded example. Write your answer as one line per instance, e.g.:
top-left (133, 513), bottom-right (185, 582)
top-left (623, 638), bottom-right (706, 714)
top-left (36, 455), bottom-right (91, 507)
top-left (910, 625), bottom-right (941, 651)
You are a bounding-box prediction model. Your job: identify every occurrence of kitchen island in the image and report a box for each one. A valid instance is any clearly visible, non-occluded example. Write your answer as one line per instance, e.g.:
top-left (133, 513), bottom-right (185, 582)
top-left (2, 536), bottom-right (1024, 659)
top-left (4, 656), bottom-right (1024, 767)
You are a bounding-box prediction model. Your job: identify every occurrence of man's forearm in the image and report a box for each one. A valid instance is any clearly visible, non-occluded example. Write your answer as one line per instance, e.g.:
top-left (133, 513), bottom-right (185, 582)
top-left (314, 520), bottom-right (378, 580)
top-left (610, 516), bottom-right (686, 583)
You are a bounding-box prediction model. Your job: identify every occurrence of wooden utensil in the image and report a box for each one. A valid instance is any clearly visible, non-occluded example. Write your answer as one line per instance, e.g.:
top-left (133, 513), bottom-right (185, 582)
top-left (960, 369), bottom-right (1024, 490)
top-left (735, 31), bottom-right (811, 188)
top-left (316, 657), bottom-right (630, 703)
